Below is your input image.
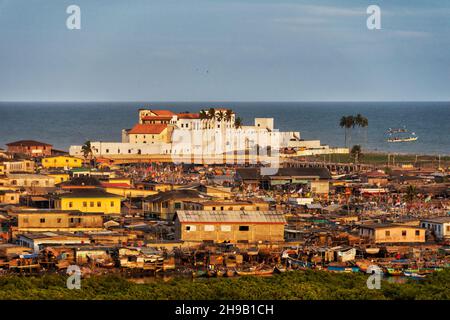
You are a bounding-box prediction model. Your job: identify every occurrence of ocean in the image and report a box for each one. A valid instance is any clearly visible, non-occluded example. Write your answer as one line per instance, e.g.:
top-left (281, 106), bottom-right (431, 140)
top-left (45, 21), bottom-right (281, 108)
top-left (0, 102), bottom-right (449, 155)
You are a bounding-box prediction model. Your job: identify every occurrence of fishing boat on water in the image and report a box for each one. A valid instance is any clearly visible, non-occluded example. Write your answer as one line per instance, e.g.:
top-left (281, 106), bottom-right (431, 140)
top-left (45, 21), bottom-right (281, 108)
top-left (386, 126), bottom-right (418, 143)
top-left (403, 271), bottom-right (426, 279)
top-left (386, 126), bottom-right (408, 134)
top-left (327, 265), bottom-right (360, 273)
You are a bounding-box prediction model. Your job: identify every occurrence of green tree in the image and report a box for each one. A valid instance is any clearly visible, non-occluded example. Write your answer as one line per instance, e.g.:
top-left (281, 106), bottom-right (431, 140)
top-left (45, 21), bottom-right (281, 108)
top-left (234, 117), bottom-right (243, 129)
top-left (81, 141), bottom-right (94, 168)
top-left (350, 145), bottom-right (362, 163)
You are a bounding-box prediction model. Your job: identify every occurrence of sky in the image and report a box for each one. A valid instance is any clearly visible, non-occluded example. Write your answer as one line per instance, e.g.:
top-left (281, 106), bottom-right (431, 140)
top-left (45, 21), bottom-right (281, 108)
top-left (0, 0), bottom-right (449, 102)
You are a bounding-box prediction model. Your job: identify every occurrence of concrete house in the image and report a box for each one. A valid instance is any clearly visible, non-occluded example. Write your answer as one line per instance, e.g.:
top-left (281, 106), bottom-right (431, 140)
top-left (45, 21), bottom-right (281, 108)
top-left (359, 224), bottom-right (425, 244)
top-left (420, 217), bottom-right (450, 241)
top-left (6, 140), bottom-right (52, 157)
top-left (174, 210), bottom-right (286, 244)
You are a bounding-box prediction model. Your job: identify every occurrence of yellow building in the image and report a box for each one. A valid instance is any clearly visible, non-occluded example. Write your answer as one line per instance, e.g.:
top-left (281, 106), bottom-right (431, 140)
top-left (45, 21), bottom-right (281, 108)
top-left (0, 164), bottom-right (4, 175)
top-left (55, 189), bottom-right (122, 215)
top-left (42, 156), bottom-right (83, 169)
top-left (47, 172), bottom-right (71, 184)
top-left (359, 224), bottom-right (425, 244)
top-left (128, 124), bottom-right (171, 144)
top-left (10, 209), bottom-right (104, 234)
top-left (175, 211), bottom-right (286, 244)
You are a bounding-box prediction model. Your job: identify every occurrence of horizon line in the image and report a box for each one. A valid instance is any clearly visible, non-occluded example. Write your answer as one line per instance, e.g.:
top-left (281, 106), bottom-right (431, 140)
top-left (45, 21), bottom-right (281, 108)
top-left (1, 100), bottom-right (450, 104)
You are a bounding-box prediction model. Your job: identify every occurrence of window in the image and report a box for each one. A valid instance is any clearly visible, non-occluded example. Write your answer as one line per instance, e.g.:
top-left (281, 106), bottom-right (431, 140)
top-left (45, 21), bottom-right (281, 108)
top-left (385, 231), bottom-right (390, 236)
top-left (110, 201), bottom-right (115, 207)
top-left (69, 202), bottom-right (73, 208)
top-left (212, 207), bottom-right (216, 211)
top-left (97, 201), bottom-right (101, 207)
top-left (185, 225), bottom-right (196, 231)
top-left (174, 202), bottom-right (181, 209)
top-left (221, 225), bottom-right (231, 232)
top-left (40, 218), bottom-right (46, 223)
top-left (204, 225), bottom-right (215, 232)
top-left (83, 202), bottom-right (87, 207)
top-left (239, 226), bottom-right (249, 231)
top-left (415, 230), bottom-right (420, 236)
top-left (70, 218), bottom-right (74, 223)
top-left (402, 230), bottom-right (407, 236)
top-left (23, 218), bottom-right (29, 223)
top-left (57, 218), bottom-right (62, 223)
top-left (447, 226), bottom-right (450, 232)
top-left (90, 201), bottom-right (94, 207)
top-left (220, 207), bottom-right (224, 211)
top-left (256, 206), bottom-right (260, 211)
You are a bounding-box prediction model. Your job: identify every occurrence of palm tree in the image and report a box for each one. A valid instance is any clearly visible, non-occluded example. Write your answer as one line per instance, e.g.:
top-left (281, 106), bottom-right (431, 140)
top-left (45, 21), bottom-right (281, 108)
top-left (81, 141), bottom-right (94, 168)
top-left (355, 114), bottom-right (369, 144)
top-left (199, 109), bottom-right (208, 120)
top-left (216, 110), bottom-right (225, 122)
top-left (350, 145), bottom-right (362, 163)
top-left (404, 185), bottom-right (418, 203)
top-left (234, 117), bottom-right (243, 129)
top-left (340, 116), bottom-right (355, 147)
top-left (207, 108), bottom-right (216, 120)
top-left (225, 109), bottom-right (233, 122)
top-left (207, 108), bottom-right (216, 129)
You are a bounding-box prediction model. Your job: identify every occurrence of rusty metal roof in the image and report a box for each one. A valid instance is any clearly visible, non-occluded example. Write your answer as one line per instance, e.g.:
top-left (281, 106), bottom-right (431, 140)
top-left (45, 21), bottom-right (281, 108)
top-left (176, 210), bottom-right (286, 224)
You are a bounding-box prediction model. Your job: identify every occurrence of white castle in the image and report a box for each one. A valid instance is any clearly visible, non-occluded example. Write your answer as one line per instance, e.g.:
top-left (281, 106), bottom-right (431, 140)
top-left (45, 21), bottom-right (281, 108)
top-left (69, 108), bottom-right (342, 164)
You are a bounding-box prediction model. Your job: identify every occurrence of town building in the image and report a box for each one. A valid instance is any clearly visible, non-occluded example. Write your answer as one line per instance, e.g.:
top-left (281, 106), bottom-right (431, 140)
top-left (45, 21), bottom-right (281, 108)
top-left (420, 217), bottom-right (450, 241)
top-left (54, 189), bottom-right (122, 215)
top-left (1, 173), bottom-right (55, 188)
top-left (41, 156), bottom-right (83, 169)
top-left (6, 140), bottom-right (52, 157)
top-left (69, 108), bottom-right (342, 163)
top-left (0, 190), bottom-right (20, 205)
top-left (17, 232), bottom-right (90, 253)
top-left (236, 167), bottom-right (332, 194)
top-left (0, 160), bottom-right (35, 174)
top-left (174, 210), bottom-right (286, 244)
top-left (183, 200), bottom-right (270, 212)
top-left (10, 209), bottom-right (104, 234)
top-left (143, 189), bottom-right (210, 220)
top-left (359, 224), bottom-right (425, 244)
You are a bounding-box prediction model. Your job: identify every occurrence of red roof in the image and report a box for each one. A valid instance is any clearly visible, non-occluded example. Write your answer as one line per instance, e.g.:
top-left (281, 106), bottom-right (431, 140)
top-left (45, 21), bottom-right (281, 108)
top-left (129, 124), bottom-right (167, 134)
top-left (6, 140), bottom-right (52, 147)
top-left (177, 113), bottom-right (200, 119)
top-left (151, 110), bottom-right (175, 116)
top-left (141, 116), bottom-right (173, 121)
top-left (101, 182), bottom-right (131, 188)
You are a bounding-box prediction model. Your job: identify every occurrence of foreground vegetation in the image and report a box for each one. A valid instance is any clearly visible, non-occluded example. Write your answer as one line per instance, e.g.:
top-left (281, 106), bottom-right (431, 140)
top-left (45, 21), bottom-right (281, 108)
top-left (0, 270), bottom-right (449, 300)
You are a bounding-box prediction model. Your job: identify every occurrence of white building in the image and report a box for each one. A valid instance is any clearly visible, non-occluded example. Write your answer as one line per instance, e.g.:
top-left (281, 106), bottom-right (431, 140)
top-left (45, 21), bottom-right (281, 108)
top-left (420, 217), bottom-right (450, 240)
top-left (70, 108), bottom-right (339, 163)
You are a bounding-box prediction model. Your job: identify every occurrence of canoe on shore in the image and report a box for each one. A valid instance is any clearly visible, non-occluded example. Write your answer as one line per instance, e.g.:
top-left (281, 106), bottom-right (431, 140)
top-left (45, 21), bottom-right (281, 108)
top-left (225, 269), bottom-right (236, 277)
top-left (274, 264), bottom-right (287, 273)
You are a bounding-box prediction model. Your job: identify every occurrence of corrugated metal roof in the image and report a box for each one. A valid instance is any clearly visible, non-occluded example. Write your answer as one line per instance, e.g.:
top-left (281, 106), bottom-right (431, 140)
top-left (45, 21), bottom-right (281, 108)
top-left (176, 210), bottom-right (286, 224)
